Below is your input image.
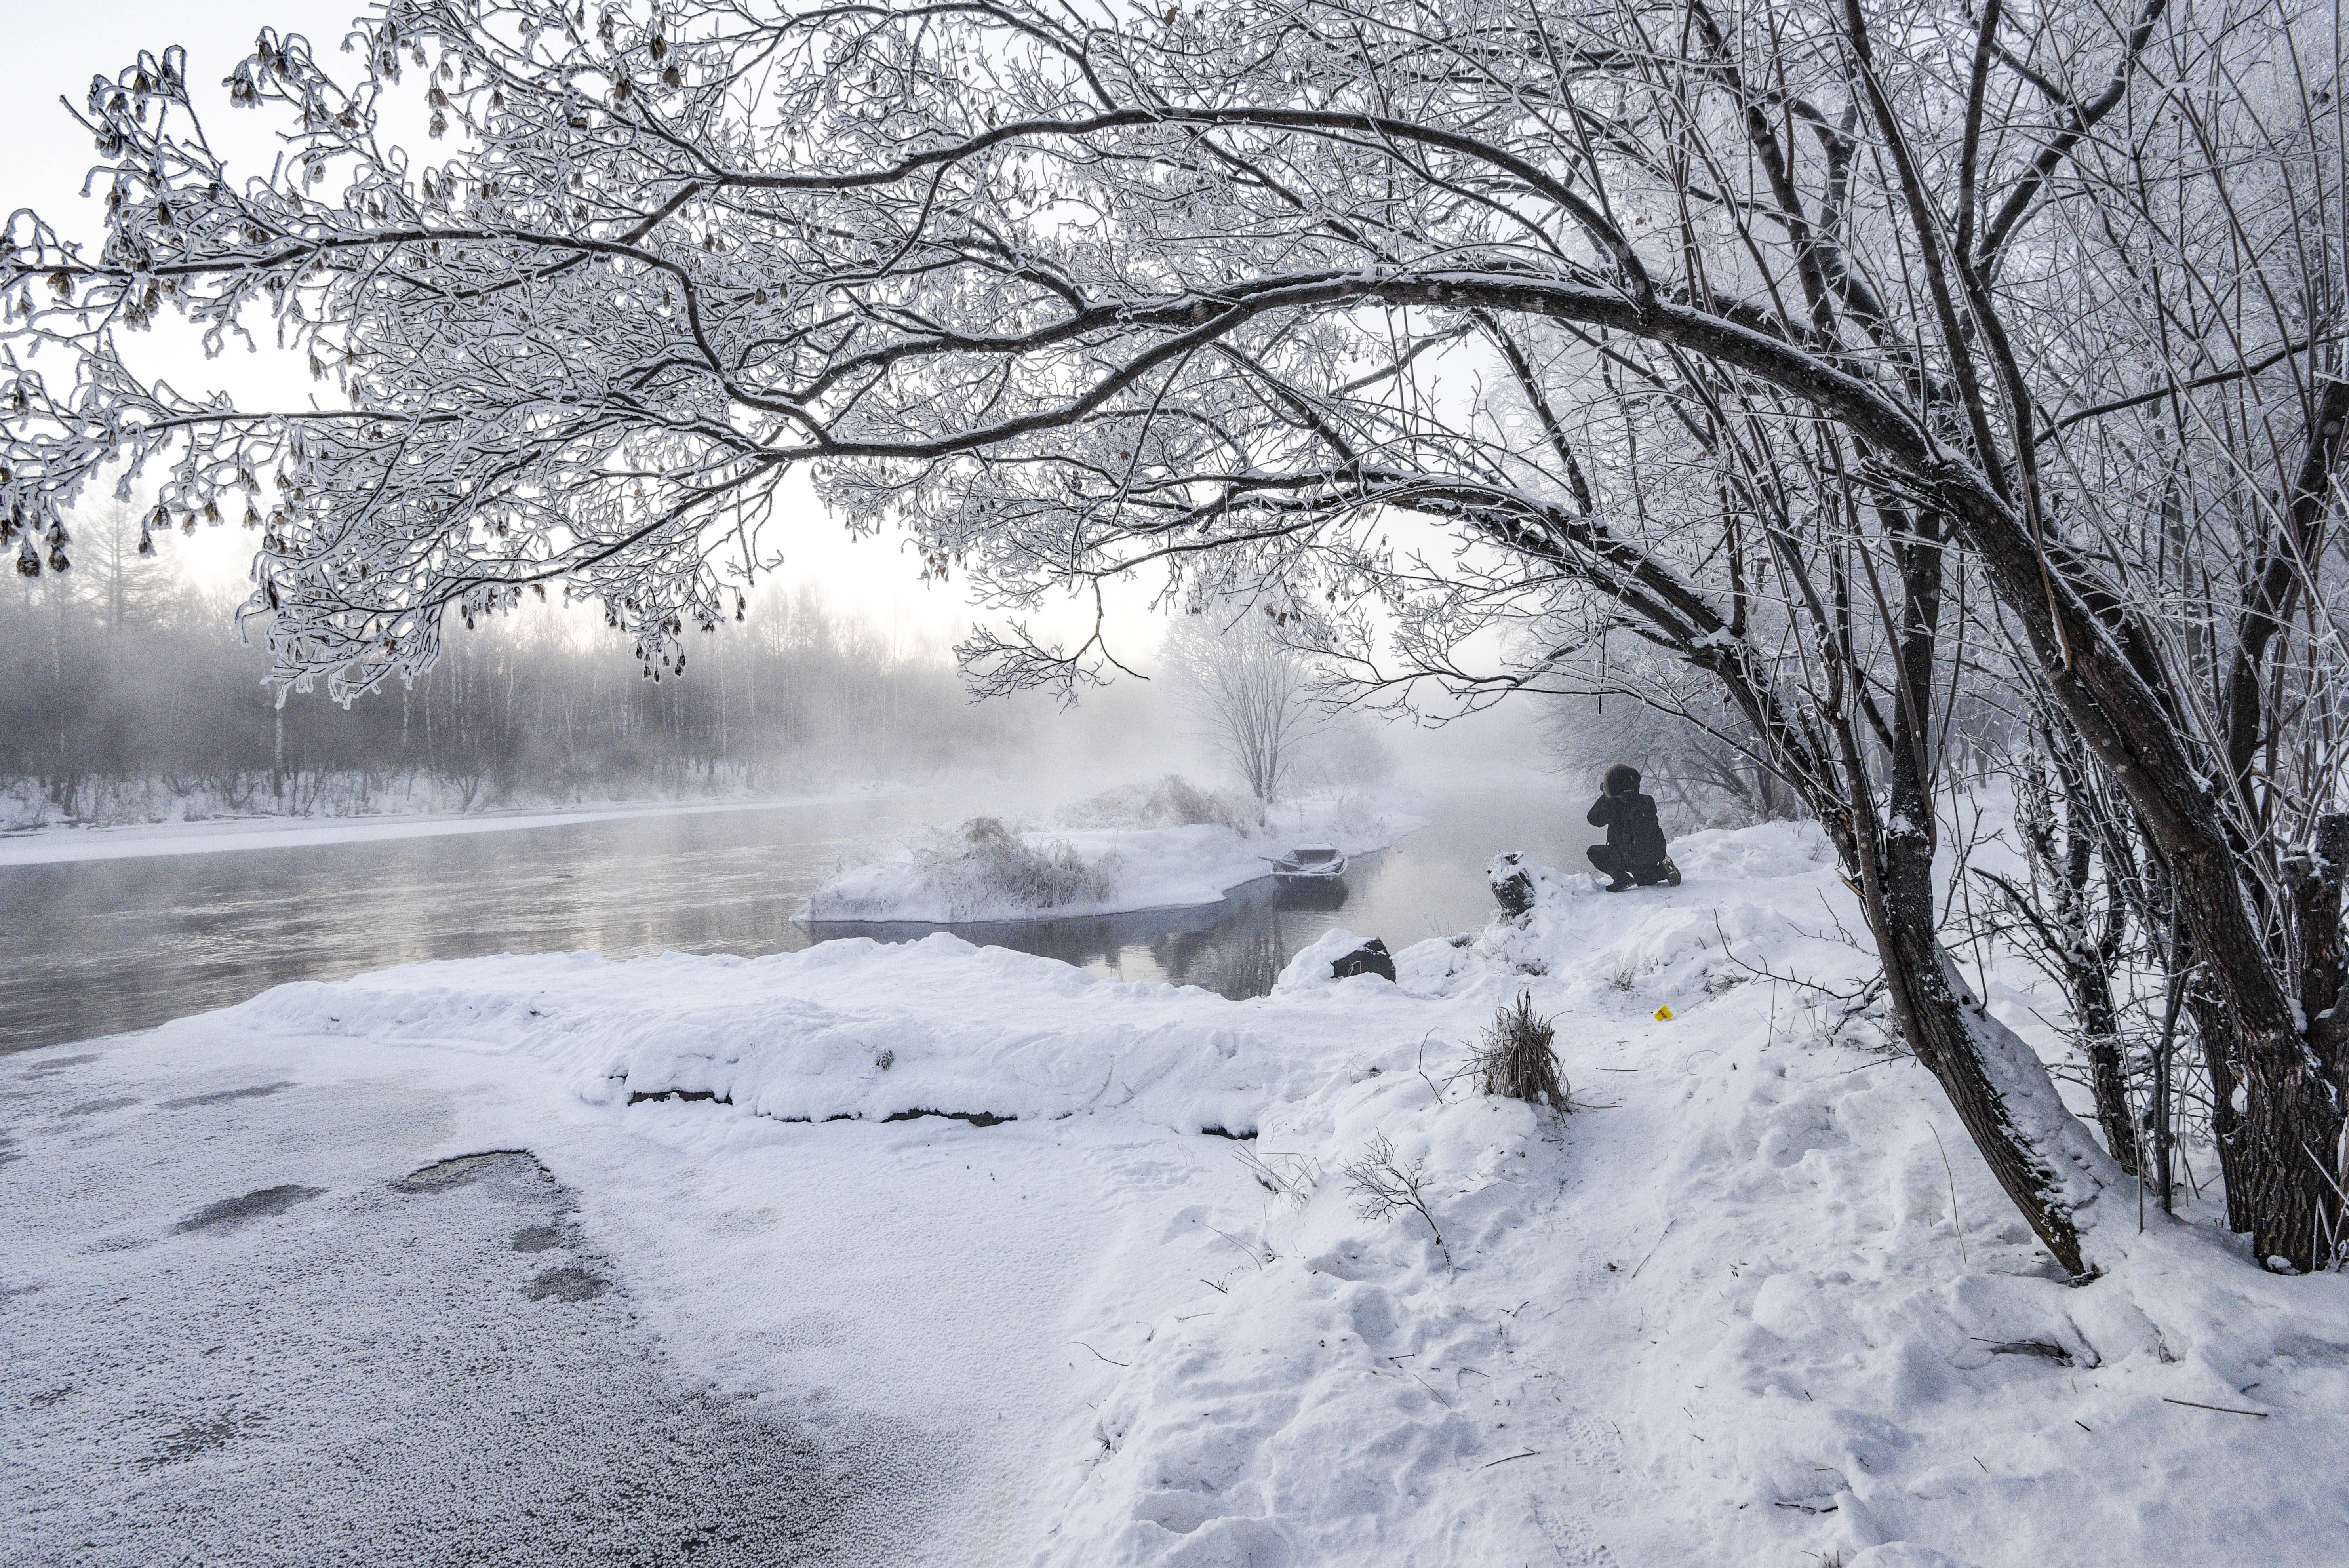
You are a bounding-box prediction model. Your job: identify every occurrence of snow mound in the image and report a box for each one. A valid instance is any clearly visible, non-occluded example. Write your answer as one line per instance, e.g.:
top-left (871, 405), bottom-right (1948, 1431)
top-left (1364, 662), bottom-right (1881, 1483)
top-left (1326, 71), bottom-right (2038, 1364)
top-left (1422, 835), bottom-right (1856, 1004)
top-left (1445, 850), bottom-right (1595, 982)
top-left (192, 934), bottom-right (1449, 1138)
top-left (1671, 817), bottom-right (1834, 879)
top-left (801, 784), bottom-right (1422, 923)
top-left (1578, 898), bottom-right (1825, 1002)
top-left (1272, 927), bottom-right (1395, 993)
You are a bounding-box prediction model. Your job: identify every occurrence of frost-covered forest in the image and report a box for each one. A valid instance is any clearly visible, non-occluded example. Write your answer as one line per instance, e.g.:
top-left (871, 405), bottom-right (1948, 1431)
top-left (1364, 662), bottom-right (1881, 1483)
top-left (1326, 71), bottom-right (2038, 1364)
top-left (2, 506), bottom-right (1029, 824)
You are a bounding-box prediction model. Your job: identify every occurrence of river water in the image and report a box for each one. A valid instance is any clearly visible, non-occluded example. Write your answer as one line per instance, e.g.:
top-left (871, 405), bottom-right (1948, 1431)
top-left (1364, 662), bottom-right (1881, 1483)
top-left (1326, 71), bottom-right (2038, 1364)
top-left (3, 777), bottom-right (1599, 1054)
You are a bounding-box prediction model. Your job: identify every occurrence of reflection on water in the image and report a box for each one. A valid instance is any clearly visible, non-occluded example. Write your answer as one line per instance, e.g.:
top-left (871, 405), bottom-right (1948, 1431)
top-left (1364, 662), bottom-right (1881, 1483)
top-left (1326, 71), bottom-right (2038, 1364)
top-left (4, 776), bottom-right (1595, 1052)
top-left (806, 870), bottom-right (1371, 1000)
top-left (0, 793), bottom-right (959, 1054)
top-left (803, 772), bottom-right (1602, 999)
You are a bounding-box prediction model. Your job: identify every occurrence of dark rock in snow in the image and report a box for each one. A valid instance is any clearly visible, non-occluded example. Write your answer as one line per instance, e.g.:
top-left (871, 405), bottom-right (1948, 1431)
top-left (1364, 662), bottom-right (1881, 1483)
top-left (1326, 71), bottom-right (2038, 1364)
top-left (1330, 938), bottom-right (1397, 982)
top-left (1489, 851), bottom-right (1536, 917)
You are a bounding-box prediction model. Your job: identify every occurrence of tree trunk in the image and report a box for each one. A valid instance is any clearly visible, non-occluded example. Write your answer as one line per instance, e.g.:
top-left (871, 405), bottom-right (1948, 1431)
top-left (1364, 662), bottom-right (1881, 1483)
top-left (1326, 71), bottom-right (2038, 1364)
top-left (2078, 1027), bottom-right (2140, 1178)
top-left (1862, 761), bottom-right (2113, 1277)
top-left (1935, 482), bottom-right (2342, 1268)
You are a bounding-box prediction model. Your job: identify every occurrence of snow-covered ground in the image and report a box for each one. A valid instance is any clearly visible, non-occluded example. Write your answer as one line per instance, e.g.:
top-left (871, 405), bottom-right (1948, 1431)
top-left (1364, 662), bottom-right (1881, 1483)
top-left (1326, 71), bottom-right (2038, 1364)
top-left (10, 813), bottom-right (2348, 1565)
top-left (0, 787), bottom-right (907, 868)
top-left (802, 780), bottom-right (1423, 923)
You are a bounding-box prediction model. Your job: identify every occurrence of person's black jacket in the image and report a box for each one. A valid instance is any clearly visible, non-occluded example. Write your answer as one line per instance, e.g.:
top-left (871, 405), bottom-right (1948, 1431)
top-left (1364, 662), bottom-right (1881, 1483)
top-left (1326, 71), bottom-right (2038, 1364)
top-left (1588, 790), bottom-right (1669, 864)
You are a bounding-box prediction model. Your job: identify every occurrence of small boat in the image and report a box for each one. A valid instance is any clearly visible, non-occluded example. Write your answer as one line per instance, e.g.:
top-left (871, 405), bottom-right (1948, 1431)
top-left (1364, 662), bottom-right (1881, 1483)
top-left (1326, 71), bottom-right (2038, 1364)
top-left (1270, 844), bottom-right (1348, 885)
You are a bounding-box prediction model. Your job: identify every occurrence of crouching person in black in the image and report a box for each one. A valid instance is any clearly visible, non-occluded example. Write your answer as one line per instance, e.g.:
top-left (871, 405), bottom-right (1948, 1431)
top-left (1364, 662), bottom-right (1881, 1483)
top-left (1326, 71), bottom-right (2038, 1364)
top-left (1585, 765), bottom-right (1682, 892)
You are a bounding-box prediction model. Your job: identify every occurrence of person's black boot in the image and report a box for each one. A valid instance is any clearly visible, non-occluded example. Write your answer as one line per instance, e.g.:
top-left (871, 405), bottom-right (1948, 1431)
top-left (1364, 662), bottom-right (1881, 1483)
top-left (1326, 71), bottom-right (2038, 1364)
top-left (1603, 874), bottom-right (1635, 892)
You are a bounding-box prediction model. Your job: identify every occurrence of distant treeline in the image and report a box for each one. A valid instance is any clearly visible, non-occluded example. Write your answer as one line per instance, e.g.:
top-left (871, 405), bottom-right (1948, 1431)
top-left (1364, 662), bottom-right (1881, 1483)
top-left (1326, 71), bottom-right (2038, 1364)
top-left (2, 508), bottom-right (1031, 825)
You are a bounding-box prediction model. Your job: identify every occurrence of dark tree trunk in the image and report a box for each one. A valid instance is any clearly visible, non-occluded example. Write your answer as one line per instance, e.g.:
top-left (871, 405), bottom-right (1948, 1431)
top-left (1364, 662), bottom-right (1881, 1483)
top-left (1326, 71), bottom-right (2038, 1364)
top-left (1779, 498), bottom-right (2110, 1276)
top-left (1934, 476), bottom-right (2343, 1269)
top-left (2014, 742), bottom-right (2142, 1175)
top-left (1867, 854), bottom-right (2103, 1277)
top-left (1858, 505), bottom-right (2107, 1276)
top-left (2074, 978), bottom-right (2140, 1180)
top-left (2290, 814), bottom-right (2349, 1115)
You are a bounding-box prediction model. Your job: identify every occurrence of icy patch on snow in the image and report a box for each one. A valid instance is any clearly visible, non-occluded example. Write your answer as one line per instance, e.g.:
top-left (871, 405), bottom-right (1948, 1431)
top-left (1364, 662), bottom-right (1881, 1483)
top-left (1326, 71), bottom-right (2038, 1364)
top-left (800, 782), bottom-right (1422, 923)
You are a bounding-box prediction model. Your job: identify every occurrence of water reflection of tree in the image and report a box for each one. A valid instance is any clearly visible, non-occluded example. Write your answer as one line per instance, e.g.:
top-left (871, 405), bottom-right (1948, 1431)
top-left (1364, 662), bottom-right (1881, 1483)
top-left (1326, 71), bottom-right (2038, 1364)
top-left (1154, 880), bottom-right (1354, 998)
top-left (1154, 902), bottom-right (1287, 999)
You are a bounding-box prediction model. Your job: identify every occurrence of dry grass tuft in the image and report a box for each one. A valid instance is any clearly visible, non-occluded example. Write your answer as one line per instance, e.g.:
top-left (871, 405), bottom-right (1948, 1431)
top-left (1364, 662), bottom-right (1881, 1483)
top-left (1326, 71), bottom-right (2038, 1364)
top-left (1471, 991), bottom-right (1570, 1111)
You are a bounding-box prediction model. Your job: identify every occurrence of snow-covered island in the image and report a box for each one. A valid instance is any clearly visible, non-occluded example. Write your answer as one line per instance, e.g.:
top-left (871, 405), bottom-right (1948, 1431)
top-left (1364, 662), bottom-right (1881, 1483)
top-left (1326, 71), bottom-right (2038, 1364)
top-left (799, 776), bottom-right (1424, 923)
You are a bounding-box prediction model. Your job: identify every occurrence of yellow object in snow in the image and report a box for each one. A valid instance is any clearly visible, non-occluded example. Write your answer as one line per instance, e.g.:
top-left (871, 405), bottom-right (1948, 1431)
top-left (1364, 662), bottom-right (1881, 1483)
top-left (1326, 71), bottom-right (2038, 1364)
top-left (1654, 1005), bottom-right (1674, 1022)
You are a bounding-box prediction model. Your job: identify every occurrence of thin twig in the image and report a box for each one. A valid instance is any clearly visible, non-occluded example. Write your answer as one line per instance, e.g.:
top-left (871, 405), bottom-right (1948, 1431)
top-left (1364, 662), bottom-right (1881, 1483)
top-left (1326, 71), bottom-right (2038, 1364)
top-left (1630, 1216), bottom-right (1677, 1278)
top-left (1926, 1121), bottom-right (1969, 1267)
top-left (2161, 1397), bottom-right (2269, 1418)
top-left (1416, 1030), bottom-right (1449, 1106)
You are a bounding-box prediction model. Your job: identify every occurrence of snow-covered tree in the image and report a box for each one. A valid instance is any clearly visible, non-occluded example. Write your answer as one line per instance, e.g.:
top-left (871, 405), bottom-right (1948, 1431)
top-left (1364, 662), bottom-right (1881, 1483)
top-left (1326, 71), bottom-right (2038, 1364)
top-left (5, 0), bottom-right (2347, 1270)
top-left (1163, 611), bottom-right (1320, 803)
top-left (1538, 643), bottom-right (1797, 830)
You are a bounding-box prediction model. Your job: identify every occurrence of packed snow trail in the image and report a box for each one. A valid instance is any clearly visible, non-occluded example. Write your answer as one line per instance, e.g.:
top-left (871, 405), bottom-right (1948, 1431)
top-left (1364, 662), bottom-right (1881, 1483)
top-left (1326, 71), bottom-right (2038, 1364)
top-left (9, 816), bottom-right (2349, 1565)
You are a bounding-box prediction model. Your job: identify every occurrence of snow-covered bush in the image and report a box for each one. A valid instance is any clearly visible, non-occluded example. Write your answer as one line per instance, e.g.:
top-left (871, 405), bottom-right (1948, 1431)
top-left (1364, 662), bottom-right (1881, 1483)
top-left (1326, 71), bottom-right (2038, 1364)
top-left (906, 818), bottom-right (1121, 918)
top-left (1053, 774), bottom-right (1257, 832)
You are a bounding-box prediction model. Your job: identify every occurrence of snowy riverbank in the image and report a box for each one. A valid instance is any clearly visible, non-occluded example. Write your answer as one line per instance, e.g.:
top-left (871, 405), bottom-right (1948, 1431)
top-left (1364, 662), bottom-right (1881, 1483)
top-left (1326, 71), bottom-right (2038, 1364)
top-left (799, 778), bottom-right (1424, 923)
top-left (13, 811), bottom-right (2347, 1564)
top-left (0, 786), bottom-right (912, 868)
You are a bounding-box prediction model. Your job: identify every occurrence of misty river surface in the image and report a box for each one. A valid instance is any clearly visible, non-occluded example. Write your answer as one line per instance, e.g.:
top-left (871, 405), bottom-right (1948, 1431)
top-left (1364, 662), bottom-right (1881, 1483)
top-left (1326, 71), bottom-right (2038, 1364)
top-left (4, 778), bottom-right (1600, 1054)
